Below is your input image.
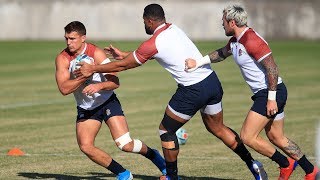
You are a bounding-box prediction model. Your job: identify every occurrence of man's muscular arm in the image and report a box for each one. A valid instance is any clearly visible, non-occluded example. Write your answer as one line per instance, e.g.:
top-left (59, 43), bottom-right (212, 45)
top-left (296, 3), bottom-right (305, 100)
top-left (55, 57), bottom-right (87, 96)
top-left (185, 46), bottom-right (231, 72)
top-left (208, 46), bottom-right (231, 63)
top-left (260, 54), bottom-right (278, 91)
top-left (260, 54), bottom-right (279, 116)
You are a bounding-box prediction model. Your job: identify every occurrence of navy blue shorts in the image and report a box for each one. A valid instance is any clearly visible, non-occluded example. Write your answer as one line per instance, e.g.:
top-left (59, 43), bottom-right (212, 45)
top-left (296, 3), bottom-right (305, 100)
top-left (251, 83), bottom-right (287, 118)
top-left (76, 93), bottom-right (124, 122)
top-left (168, 71), bottom-right (223, 119)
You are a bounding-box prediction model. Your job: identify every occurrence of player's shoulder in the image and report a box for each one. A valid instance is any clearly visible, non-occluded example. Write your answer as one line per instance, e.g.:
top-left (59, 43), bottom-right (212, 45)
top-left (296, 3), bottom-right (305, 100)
top-left (239, 28), bottom-right (269, 49)
top-left (142, 23), bottom-right (174, 47)
top-left (85, 43), bottom-right (98, 56)
top-left (86, 43), bottom-right (107, 64)
top-left (56, 48), bottom-right (71, 62)
top-left (86, 43), bottom-right (97, 50)
top-left (87, 43), bottom-right (106, 55)
top-left (241, 28), bottom-right (265, 43)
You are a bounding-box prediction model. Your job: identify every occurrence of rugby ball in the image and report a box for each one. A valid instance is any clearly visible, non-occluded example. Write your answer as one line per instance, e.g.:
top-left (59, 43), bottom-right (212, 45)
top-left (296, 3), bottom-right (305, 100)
top-left (176, 128), bottom-right (188, 145)
top-left (71, 54), bottom-right (93, 72)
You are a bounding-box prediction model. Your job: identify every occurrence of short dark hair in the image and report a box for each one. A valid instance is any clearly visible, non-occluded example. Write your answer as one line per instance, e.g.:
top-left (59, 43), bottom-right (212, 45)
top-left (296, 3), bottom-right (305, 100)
top-left (143, 3), bottom-right (165, 21)
top-left (64, 21), bottom-right (86, 35)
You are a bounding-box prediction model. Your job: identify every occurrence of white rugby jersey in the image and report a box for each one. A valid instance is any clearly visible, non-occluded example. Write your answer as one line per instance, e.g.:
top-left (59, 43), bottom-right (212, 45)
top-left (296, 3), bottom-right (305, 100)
top-left (226, 27), bottom-right (282, 93)
top-left (60, 43), bottom-right (113, 110)
top-left (133, 23), bottom-right (212, 86)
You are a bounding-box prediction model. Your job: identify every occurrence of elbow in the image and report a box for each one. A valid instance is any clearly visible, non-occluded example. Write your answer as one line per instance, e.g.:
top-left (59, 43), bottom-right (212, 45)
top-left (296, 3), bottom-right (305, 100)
top-left (59, 88), bottom-right (72, 96)
top-left (61, 92), bottom-right (70, 96)
top-left (114, 84), bottom-right (120, 90)
top-left (112, 81), bottom-right (120, 90)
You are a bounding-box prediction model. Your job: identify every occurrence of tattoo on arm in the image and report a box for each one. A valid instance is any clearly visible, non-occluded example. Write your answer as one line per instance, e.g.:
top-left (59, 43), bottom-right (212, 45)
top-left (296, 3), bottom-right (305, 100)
top-left (208, 47), bottom-right (231, 63)
top-left (260, 54), bottom-right (278, 91)
top-left (283, 138), bottom-right (303, 159)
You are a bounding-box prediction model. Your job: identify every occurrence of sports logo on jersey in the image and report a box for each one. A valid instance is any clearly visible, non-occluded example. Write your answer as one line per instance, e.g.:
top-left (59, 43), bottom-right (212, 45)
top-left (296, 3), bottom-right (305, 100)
top-left (238, 49), bottom-right (243, 56)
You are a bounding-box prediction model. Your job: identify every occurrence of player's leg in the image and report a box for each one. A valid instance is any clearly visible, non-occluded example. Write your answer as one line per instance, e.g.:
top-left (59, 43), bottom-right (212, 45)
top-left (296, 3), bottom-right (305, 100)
top-left (199, 72), bottom-right (238, 149)
top-left (241, 111), bottom-right (276, 156)
top-left (265, 117), bottom-right (298, 180)
top-left (242, 110), bottom-right (298, 180)
top-left (104, 94), bottom-right (166, 175)
top-left (266, 117), bottom-right (318, 179)
top-left (158, 81), bottom-right (202, 179)
top-left (159, 107), bottom-right (186, 180)
top-left (106, 115), bottom-right (166, 175)
top-left (241, 84), bottom-right (297, 179)
top-left (76, 119), bottom-right (130, 178)
top-left (266, 82), bottom-right (318, 179)
top-left (241, 111), bottom-right (288, 180)
top-left (201, 110), bottom-right (238, 149)
top-left (201, 105), bottom-right (267, 180)
top-left (201, 71), bottom-right (267, 179)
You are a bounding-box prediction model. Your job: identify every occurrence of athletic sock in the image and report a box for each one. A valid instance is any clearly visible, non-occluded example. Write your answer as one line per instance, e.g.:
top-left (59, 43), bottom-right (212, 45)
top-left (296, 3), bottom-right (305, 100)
top-left (233, 143), bottom-right (254, 167)
top-left (298, 155), bottom-right (314, 174)
top-left (143, 146), bottom-right (156, 160)
top-left (166, 160), bottom-right (178, 177)
top-left (270, 150), bottom-right (289, 168)
top-left (106, 159), bottom-right (126, 175)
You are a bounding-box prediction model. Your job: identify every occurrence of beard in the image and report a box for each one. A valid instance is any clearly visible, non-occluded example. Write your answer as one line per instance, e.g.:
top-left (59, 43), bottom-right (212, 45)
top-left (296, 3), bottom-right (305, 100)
top-left (225, 29), bottom-right (234, 37)
top-left (225, 32), bottom-right (233, 36)
top-left (145, 25), bottom-right (153, 35)
top-left (224, 27), bottom-right (235, 36)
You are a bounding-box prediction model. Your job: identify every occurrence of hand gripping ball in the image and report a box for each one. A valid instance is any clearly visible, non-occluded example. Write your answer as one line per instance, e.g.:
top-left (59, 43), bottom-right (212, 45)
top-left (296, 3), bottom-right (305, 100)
top-left (71, 54), bottom-right (93, 72)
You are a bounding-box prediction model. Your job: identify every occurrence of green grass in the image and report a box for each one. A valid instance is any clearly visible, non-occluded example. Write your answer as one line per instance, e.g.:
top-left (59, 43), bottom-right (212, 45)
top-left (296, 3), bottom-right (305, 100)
top-left (0, 40), bottom-right (319, 179)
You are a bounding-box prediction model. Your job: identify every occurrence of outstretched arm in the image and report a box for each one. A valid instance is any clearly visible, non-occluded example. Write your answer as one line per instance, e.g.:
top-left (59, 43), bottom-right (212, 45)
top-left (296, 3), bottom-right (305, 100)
top-left (81, 47), bottom-right (121, 96)
top-left (185, 46), bottom-right (231, 72)
top-left (104, 44), bottom-right (131, 60)
top-left (74, 52), bottom-right (140, 78)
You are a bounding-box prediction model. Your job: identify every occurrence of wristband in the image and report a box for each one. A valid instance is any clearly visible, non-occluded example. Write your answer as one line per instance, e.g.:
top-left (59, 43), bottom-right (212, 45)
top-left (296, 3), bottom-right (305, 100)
top-left (268, 91), bottom-right (277, 100)
top-left (197, 55), bottom-right (211, 67)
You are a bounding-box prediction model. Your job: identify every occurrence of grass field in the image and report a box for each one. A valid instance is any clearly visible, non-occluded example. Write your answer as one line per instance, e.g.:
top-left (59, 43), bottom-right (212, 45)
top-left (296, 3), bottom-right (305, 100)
top-left (0, 40), bottom-right (319, 179)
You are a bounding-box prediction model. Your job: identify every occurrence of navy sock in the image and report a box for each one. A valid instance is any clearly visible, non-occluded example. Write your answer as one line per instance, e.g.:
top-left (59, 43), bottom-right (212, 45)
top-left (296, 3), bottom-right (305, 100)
top-left (270, 150), bottom-right (289, 168)
top-left (298, 155), bottom-right (314, 174)
top-left (234, 143), bottom-right (254, 167)
top-left (166, 160), bottom-right (178, 178)
top-left (106, 159), bottom-right (126, 175)
top-left (143, 147), bottom-right (156, 160)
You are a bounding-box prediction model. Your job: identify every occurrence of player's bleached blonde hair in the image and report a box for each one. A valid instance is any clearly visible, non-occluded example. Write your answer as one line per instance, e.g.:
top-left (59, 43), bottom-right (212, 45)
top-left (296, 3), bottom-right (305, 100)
top-left (223, 5), bottom-right (248, 27)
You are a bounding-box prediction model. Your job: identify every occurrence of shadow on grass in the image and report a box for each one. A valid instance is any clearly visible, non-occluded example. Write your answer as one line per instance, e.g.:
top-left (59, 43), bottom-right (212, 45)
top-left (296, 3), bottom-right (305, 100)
top-left (18, 172), bottom-right (235, 180)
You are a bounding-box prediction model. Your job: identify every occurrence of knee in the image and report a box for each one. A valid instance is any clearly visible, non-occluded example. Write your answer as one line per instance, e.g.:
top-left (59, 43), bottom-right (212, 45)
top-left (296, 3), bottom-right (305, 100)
top-left (202, 114), bottom-right (224, 137)
top-left (120, 141), bottom-right (134, 152)
top-left (267, 133), bottom-right (276, 144)
top-left (115, 132), bottom-right (143, 153)
top-left (160, 130), bottom-right (179, 150)
top-left (266, 132), bottom-right (284, 146)
top-left (159, 113), bottom-right (183, 150)
top-left (240, 132), bottom-right (253, 146)
top-left (206, 122), bottom-right (228, 139)
top-left (78, 143), bottom-right (94, 154)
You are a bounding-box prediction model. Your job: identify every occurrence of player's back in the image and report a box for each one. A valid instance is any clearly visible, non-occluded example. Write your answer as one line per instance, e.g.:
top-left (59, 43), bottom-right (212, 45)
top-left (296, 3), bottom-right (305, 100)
top-left (154, 24), bottom-right (212, 86)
